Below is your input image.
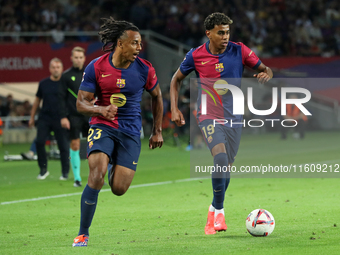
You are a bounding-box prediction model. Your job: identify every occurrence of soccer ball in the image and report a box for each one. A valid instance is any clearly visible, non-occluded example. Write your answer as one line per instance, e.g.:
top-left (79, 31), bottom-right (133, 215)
top-left (246, 209), bottom-right (275, 236)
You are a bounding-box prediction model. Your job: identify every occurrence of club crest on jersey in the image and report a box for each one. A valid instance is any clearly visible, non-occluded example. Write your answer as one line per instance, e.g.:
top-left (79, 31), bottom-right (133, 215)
top-left (207, 136), bottom-right (213, 143)
top-left (89, 141), bottom-right (93, 149)
top-left (215, 63), bottom-right (224, 72)
top-left (116, 79), bottom-right (126, 88)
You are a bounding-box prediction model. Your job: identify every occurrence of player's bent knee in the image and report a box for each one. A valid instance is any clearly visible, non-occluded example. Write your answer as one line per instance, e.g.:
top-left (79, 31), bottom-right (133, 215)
top-left (71, 139), bottom-right (80, 151)
top-left (111, 185), bottom-right (128, 196)
top-left (211, 143), bottom-right (227, 157)
top-left (71, 144), bottom-right (80, 151)
top-left (88, 165), bottom-right (107, 188)
top-left (90, 172), bottom-right (105, 185)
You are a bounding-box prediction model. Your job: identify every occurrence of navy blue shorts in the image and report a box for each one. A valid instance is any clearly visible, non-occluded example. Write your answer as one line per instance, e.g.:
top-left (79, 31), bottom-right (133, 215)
top-left (87, 124), bottom-right (141, 171)
top-left (198, 119), bottom-right (242, 163)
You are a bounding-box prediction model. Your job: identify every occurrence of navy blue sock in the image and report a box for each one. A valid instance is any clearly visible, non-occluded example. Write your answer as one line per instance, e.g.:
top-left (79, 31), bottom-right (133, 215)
top-left (79, 184), bottom-right (100, 236)
top-left (211, 153), bottom-right (229, 210)
top-left (225, 170), bottom-right (231, 192)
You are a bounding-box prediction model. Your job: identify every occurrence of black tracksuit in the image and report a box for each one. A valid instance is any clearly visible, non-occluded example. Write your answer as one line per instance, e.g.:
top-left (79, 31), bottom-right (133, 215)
top-left (36, 77), bottom-right (69, 176)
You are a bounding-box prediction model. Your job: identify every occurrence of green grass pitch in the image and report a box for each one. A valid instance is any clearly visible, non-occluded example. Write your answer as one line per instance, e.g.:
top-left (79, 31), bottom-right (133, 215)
top-left (0, 131), bottom-right (339, 255)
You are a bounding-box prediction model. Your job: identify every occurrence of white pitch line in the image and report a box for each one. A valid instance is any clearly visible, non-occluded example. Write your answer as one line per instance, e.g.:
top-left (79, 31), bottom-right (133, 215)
top-left (1, 192), bottom-right (84, 205)
top-left (0, 178), bottom-right (206, 206)
top-left (2, 159), bottom-right (339, 206)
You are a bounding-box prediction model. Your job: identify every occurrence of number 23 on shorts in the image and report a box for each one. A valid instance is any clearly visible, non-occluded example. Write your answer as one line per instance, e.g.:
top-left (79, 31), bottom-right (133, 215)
top-left (88, 128), bottom-right (102, 142)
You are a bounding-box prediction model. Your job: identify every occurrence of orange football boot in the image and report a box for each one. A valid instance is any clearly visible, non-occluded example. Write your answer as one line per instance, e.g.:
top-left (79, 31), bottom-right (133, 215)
top-left (72, 234), bottom-right (88, 247)
top-left (204, 211), bottom-right (216, 235)
top-left (214, 213), bottom-right (227, 232)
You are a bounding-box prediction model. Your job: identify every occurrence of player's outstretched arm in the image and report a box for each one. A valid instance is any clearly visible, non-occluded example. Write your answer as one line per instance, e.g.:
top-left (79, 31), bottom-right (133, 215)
top-left (76, 90), bottom-right (117, 121)
top-left (170, 68), bottom-right (187, 127)
top-left (253, 63), bottom-right (273, 84)
top-left (148, 84), bottom-right (163, 149)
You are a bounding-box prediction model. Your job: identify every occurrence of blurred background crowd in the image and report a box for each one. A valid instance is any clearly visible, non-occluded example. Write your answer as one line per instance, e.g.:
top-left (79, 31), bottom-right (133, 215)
top-left (1, 0), bottom-right (340, 57)
top-left (0, 94), bottom-right (31, 128)
top-left (1, 0), bottom-right (340, 143)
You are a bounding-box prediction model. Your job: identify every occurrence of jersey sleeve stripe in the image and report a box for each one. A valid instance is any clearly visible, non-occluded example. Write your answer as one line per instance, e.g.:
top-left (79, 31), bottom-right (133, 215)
top-left (252, 60), bottom-right (262, 70)
top-left (79, 85), bottom-right (96, 93)
top-left (180, 48), bottom-right (196, 76)
top-left (146, 81), bottom-right (158, 92)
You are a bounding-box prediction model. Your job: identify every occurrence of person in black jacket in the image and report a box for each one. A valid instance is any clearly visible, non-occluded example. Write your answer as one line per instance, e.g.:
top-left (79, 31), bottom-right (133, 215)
top-left (59, 46), bottom-right (89, 187)
top-left (29, 58), bottom-right (70, 180)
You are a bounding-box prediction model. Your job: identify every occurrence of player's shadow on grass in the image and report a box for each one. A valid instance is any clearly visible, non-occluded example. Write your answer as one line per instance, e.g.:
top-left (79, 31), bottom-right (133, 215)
top-left (217, 235), bottom-right (279, 239)
top-left (216, 235), bottom-right (249, 239)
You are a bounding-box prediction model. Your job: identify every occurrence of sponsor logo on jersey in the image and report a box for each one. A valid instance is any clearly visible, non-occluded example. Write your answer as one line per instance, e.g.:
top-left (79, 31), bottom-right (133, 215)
top-left (110, 93), bottom-right (127, 107)
top-left (213, 79), bottom-right (229, 95)
top-left (116, 79), bottom-right (126, 88)
top-left (215, 63), bottom-right (224, 72)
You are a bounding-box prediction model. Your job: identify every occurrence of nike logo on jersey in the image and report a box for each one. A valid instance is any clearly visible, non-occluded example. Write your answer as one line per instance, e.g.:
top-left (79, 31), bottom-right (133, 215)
top-left (102, 74), bottom-right (112, 77)
top-left (201, 61), bottom-right (211, 65)
top-left (133, 161), bottom-right (138, 165)
top-left (249, 50), bottom-right (253, 56)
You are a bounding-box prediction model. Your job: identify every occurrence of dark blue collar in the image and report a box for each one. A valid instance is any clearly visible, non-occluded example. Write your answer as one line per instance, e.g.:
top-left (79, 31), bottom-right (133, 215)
top-left (205, 40), bottom-right (230, 56)
top-left (109, 52), bottom-right (135, 70)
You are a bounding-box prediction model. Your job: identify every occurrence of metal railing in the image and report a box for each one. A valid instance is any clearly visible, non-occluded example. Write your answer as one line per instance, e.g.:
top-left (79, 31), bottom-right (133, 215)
top-left (0, 115), bottom-right (37, 129)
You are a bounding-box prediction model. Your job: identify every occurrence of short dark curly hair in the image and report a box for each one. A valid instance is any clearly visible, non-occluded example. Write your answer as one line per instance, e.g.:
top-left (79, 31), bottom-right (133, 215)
top-left (204, 12), bottom-right (233, 30)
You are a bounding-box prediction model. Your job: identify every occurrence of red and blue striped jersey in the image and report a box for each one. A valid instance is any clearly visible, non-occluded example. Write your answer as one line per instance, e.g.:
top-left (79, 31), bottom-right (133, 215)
top-left (79, 52), bottom-right (158, 136)
top-left (180, 41), bottom-right (261, 128)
